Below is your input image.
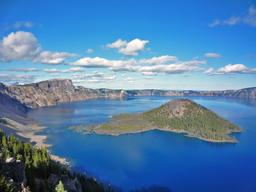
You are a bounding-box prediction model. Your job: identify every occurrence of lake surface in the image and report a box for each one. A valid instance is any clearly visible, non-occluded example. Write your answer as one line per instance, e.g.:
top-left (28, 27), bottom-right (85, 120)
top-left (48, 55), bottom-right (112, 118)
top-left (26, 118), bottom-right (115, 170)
top-left (27, 97), bottom-right (256, 192)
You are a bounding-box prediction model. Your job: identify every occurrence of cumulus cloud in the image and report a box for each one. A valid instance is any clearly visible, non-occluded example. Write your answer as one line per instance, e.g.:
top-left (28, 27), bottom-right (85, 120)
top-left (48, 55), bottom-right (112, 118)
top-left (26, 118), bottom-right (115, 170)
top-left (107, 39), bottom-right (127, 49)
top-left (205, 64), bottom-right (256, 75)
top-left (204, 52), bottom-right (221, 59)
top-left (0, 31), bottom-right (40, 62)
top-left (0, 31), bottom-right (76, 64)
top-left (209, 5), bottom-right (256, 27)
top-left (72, 56), bottom-right (206, 75)
top-left (71, 56), bottom-right (137, 71)
top-left (107, 38), bottom-right (149, 56)
top-left (35, 51), bottom-right (76, 64)
top-left (139, 55), bottom-right (177, 65)
top-left (137, 60), bottom-right (206, 74)
top-left (217, 64), bottom-right (255, 74)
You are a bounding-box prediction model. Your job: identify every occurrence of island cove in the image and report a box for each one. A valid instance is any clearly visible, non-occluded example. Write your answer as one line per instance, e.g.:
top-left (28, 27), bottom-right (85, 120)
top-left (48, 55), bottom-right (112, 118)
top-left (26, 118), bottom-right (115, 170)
top-left (0, 79), bottom-right (248, 145)
top-left (69, 99), bottom-right (241, 143)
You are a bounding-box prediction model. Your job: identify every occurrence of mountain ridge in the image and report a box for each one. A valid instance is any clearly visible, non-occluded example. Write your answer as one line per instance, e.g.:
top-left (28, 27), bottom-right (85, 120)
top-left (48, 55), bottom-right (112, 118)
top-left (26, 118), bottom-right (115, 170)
top-left (0, 79), bottom-right (255, 110)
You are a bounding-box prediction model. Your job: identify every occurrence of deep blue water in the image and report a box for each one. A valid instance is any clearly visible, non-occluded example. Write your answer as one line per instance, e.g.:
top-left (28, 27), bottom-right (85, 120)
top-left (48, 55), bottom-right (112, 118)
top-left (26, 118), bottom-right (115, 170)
top-left (27, 97), bottom-right (256, 192)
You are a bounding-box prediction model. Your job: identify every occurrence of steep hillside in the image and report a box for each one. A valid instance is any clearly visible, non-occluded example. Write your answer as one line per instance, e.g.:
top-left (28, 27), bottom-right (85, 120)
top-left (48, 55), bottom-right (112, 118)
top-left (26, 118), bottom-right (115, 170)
top-left (89, 99), bottom-right (241, 143)
top-left (0, 129), bottom-right (112, 192)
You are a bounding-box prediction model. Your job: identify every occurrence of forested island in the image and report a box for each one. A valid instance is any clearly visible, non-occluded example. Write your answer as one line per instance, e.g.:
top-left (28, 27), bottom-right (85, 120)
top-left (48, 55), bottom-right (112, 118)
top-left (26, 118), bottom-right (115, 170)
top-left (71, 99), bottom-right (241, 143)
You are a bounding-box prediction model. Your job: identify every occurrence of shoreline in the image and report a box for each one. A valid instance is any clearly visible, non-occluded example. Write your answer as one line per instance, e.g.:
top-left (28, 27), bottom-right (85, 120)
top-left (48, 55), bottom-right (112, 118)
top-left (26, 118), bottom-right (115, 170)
top-left (72, 125), bottom-right (238, 144)
top-left (0, 117), bottom-right (68, 165)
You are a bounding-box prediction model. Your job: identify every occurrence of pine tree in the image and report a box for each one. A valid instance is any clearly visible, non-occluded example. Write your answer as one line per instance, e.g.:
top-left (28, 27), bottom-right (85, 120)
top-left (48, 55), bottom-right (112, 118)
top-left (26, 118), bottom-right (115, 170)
top-left (55, 181), bottom-right (67, 192)
top-left (0, 174), bottom-right (15, 192)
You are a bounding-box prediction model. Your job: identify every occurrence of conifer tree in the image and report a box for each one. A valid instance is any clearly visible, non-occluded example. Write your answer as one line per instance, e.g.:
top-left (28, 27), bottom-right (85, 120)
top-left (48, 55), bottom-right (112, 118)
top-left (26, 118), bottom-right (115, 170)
top-left (55, 181), bottom-right (67, 192)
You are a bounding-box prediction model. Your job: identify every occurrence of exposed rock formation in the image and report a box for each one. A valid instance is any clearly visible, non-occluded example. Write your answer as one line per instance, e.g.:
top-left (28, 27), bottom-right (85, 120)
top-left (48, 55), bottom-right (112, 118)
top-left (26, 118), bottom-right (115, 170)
top-left (0, 79), bottom-right (126, 108)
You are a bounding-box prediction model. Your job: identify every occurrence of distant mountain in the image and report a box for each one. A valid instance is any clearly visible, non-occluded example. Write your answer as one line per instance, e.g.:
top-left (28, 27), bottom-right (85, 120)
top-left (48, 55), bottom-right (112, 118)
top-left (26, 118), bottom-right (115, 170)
top-left (0, 79), bottom-right (255, 110)
top-left (126, 87), bottom-right (256, 99)
top-left (90, 99), bottom-right (241, 143)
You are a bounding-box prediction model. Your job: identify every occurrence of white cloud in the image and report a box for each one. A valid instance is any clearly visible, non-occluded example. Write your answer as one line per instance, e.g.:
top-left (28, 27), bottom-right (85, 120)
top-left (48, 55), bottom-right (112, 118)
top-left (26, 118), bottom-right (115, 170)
top-left (67, 67), bottom-right (84, 72)
top-left (204, 52), bottom-right (221, 58)
top-left (204, 67), bottom-right (214, 74)
top-left (35, 51), bottom-right (76, 64)
top-left (0, 31), bottom-right (76, 64)
top-left (86, 48), bottom-right (94, 54)
top-left (217, 64), bottom-right (254, 74)
top-left (72, 56), bottom-right (206, 75)
top-left (139, 55), bottom-right (177, 65)
top-left (209, 5), bottom-right (256, 27)
top-left (205, 64), bottom-right (256, 75)
top-left (0, 31), bottom-right (40, 62)
top-left (72, 56), bottom-right (137, 71)
top-left (107, 39), bottom-right (127, 49)
top-left (137, 60), bottom-right (205, 74)
top-left (209, 17), bottom-right (241, 27)
top-left (107, 38), bottom-right (149, 56)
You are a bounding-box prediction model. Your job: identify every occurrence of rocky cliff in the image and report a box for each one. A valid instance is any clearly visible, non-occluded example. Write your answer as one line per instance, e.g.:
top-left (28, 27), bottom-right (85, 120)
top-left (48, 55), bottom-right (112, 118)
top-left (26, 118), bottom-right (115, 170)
top-left (0, 79), bottom-right (255, 109)
top-left (0, 79), bottom-right (126, 108)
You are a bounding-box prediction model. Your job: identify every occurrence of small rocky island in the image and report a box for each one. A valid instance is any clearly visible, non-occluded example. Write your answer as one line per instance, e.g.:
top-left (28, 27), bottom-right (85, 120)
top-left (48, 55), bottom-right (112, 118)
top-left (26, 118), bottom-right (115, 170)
top-left (71, 99), bottom-right (241, 143)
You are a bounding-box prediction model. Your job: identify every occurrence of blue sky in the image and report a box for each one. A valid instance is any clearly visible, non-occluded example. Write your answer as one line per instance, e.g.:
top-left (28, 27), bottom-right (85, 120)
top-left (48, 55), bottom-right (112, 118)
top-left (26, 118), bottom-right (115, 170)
top-left (0, 0), bottom-right (256, 90)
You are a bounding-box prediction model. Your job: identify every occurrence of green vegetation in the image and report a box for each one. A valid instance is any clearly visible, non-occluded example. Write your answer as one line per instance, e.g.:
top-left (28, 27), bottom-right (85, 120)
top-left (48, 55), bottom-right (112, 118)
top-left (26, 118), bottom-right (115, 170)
top-left (0, 129), bottom-right (113, 192)
top-left (90, 99), bottom-right (241, 143)
top-left (55, 181), bottom-right (67, 192)
top-left (0, 173), bottom-right (15, 192)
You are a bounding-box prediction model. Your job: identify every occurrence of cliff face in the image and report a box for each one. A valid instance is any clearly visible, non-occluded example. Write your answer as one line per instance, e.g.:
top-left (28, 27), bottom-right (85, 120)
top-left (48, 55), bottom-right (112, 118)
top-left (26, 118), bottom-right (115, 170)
top-left (0, 83), bottom-right (29, 121)
top-left (0, 79), bottom-right (255, 109)
top-left (1, 79), bottom-right (126, 108)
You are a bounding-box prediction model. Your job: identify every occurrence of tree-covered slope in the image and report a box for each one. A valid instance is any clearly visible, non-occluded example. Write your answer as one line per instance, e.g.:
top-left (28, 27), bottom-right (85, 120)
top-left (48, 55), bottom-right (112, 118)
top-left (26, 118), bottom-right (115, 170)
top-left (92, 99), bottom-right (241, 143)
top-left (0, 129), bottom-right (112, 192)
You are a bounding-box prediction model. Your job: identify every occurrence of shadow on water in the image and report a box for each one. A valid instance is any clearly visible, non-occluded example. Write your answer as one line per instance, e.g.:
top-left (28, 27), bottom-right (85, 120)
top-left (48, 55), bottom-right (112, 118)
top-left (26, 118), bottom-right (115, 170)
top-left (130, 185), bottom-right (171, 192)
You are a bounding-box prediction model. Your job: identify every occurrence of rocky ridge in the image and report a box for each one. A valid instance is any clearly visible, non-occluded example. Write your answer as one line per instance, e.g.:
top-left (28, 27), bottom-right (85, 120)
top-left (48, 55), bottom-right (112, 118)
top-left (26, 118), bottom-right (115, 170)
top-left (0, 79), bottom-right (255, 110)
